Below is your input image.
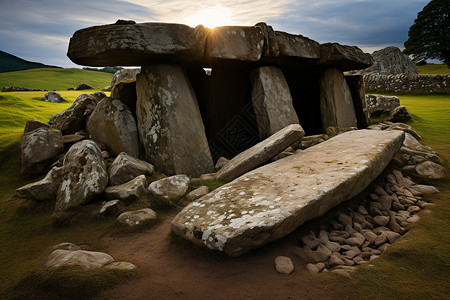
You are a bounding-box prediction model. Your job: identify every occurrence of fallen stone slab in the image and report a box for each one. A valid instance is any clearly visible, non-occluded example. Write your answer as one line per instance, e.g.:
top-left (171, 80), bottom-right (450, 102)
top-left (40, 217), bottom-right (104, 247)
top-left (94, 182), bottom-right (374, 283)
top-left (172, 130), bottom-right (404, 256)
top-left (215, 124), bottom-right (304, 182)
top-left (319, 43), bottom-right (373, 71)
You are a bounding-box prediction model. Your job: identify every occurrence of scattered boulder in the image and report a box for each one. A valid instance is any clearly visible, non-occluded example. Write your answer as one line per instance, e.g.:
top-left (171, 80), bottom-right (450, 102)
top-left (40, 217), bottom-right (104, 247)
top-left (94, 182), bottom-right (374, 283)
top-left (55, 140), bottom-right (108, 212)
top-left (215, 124), bottom-right (305, 182)
top-left (15, 166), bottom-right (63, 201)
top-left (76, 83), bottom-right (93, 90)
top-left (357, 46), bottom-right (417, 75)
top-left (387, 106), bottom-right (414, 123)
top-left (148, 175), bottom-right (190, 207)
top-left (274, 256), bottom-right (294, 275)
top-left (104, 175), bottom-right (148, 202)
top-left (1, 86), bottom-right (46, 92)
top-left (108, 152), bottom-right (154, 186)
top-left (43, 91), bottom-right (65, 103)
top-left (45, 249), bottom-right (114, 269)
top-left (365, 94), bottom-right (400, 116)
top-left (415, 161), bottom-right (446, 179)
top-left (49, 93), bottom-right (97, 134)
top-left (20, 128), bottom-right (63, 178)
top-left (117, 208), bottom-right (157, 226)
top-left (23, 119), bottom-right (50, 134)
top-left (99, 200), bottom-right (123, 217)
top-left (186, 186), bottom-right (209, 201)
top-left (87, 97), bottom-right (139, 158)
top-left (91, 91), bottom-right (107, 102)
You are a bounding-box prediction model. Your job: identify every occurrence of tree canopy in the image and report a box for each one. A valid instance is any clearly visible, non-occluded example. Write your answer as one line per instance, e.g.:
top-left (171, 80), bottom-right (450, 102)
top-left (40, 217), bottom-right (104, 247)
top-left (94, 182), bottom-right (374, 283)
top-left (403, 0), bottom-right (450, 65)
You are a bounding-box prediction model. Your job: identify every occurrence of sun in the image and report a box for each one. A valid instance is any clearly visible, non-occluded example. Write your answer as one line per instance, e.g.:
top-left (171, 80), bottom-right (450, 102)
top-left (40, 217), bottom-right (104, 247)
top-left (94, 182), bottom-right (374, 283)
top-left (185, 5), bottom-right (235, 28)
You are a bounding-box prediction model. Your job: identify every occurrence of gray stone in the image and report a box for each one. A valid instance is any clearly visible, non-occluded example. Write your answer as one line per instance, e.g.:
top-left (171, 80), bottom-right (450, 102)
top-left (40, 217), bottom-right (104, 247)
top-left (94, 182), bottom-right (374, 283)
top-left (306, 262), bottom-right (325, 274)
top-left (407, 215), bottom-right (420, 224)
top-left (91, 91), bottom-right (107, 102)
top-left (43, 91), bottom-right (65, 103)
top-left (136, 64), bottom-right (213, 177)
top-left (62, 134), bottom-right (85, 145)
top-left (76, 83), bottom-right (93, 90)
top-left (274, 256), bottom-right (294, 274)
top-left (172, 130), bottom-right (404, 256)
top-left (108, 152), bottom-right (154, 186)
top-left (396, 147), bottom-right (442, 166)
top-left (111, 68), bottom-right (140, 88)
top-left (385, 123), bottom-right (421, 141)
top-left (415, 161), bottom-right (446, 179)
top-left (214, 157), bottom-right (230, 171)
top-left (55, 140), bottom-right (108, 212)
top-left (186, 186), bottom-right (209, 201)
top-left (205, 26), bottom-right (264, 62)
top-left (99, 200), bottom-right (122, 216)
top-left (104, 261), bottom-right (137, 271)
top-left (373, 216), bottom-right (390, 227)
top-left (23, 120), bottom-right (50, 134)
top-left (409, 184), bottom-right (439, 195)
top-left (15, 166), bottom-right (63, 201)
top-left (87, 97), bottom-right (139, 157)
top-left (272, 30), bottom-right (320, 59)
top-left (51, 242), bottom-right (81, 251)
top-left (320, 68), bottom-right (357, 130)
top-left (68, 23), bottom-right (206, 66)
top-left (148, 175), bottom-right (190, 207)
top-left (365, 94), bottom-right (400, 116)
top-left (361, 230), bottom-right (377, 244)
top-left (215, 124), bottom-right (305, 182)
top-left (388, 106), bottom-right (414, 123)
top-left (20, 128), bottom-right (63, 177)
top-left (358, 46), bottom-right (417, 75)
top-left (384, 231), bottom-right (401, 243)
top-left (301, 232), bottom-right (322, 250)
top-left (105, 175), bottom-right (148, 202)
top-left (250, 66), bottom-right (299, 139)
top-left (298, 134), bottom-right (327, 150)
top-left (319, 43), bottom-right (373, 71)
top-left (49, 93), bottom-right (97, 134)
top-left (117, 208), bottom-right (157, 226)
top-left (45, 249), bottom-right (114, 269)
top-left (403, 133), bottom-right (432, 152)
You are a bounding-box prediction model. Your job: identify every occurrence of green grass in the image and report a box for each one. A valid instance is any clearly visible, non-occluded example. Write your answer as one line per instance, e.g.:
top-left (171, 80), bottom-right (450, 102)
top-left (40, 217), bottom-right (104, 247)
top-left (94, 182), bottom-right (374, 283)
top-left (417, 63), bottom-right (450, 75)
top-left (0, 68), bottom-right (113, 90)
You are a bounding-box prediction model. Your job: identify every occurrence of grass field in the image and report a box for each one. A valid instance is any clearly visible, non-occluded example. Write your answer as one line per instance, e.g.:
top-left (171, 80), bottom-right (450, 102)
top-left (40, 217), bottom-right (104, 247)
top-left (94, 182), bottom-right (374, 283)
top-left (0, 91), bottom-right (448, 298)
top-left (0, 68), bottom-right (113, 91)
top-left (417, 63), bottom-right (450, 75)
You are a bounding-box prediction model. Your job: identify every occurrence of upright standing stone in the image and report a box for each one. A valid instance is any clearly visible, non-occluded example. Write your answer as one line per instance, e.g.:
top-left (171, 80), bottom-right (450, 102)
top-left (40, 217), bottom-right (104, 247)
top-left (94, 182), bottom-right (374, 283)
top-left (320, 68), bottom-right (357, 130)
top-left (345, 75), bottom-right (369, 128)
top-left (136, 64), bottom-right (214, 177)
top-left (250, 66), bottom-right (299, 139)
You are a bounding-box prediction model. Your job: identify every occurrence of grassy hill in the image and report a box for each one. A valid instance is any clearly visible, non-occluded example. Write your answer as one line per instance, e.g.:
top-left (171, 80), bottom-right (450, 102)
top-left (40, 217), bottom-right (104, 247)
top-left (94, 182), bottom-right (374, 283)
top-left (417, 63), bottom-right (450, 75)
top-left (0, 68), bottom-right (113, 91)
top-left (0, 50), bottom-right (60, 73)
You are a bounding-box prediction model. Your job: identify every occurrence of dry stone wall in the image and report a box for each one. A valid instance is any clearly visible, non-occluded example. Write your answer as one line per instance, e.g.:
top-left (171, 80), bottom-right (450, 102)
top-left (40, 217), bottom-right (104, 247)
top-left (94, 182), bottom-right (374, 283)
top-left (364, 74), bottom-right (450, 94)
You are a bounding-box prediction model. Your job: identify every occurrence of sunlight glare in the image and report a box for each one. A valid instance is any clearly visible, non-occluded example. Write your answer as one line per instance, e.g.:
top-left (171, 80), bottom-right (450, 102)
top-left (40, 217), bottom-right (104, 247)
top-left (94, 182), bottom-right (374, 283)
top-left (185, 5), bottom-right (235, 28)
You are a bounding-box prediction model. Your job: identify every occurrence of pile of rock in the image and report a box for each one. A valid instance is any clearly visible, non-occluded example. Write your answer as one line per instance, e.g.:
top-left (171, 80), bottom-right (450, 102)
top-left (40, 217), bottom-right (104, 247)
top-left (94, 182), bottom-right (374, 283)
top-left (2, 86), bottom-right (47, 92)
top-left (303, 169), bottom-right (438, 276)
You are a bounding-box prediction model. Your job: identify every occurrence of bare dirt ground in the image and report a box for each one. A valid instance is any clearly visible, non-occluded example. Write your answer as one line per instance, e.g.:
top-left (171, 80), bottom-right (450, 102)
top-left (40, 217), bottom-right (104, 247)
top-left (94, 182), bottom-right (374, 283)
top-left (101, 210), bottom-right (351, 300)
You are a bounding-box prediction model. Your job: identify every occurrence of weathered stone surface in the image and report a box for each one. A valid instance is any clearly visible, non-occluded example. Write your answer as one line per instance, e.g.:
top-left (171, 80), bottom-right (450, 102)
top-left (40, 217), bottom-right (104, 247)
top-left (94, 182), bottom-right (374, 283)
top-left (214, 157), bottom-right (230, 171)
top-left (172, 130), bottom-right (404, 256)
top-left (358, 46), bottom-right (417, 75)
top-left (345, 75), bottom-right (370, 128)
top-left (254, 22), bottom-right (280, 57)
top-left (274, 256), bottom-right (294, 274)
top-left (385, 122), bottom-right (421, 141)
top-left (148, 175), bottom-right (190, 207)
top-left (117, 208), bottom-right (157, 226)
top-left (55, 140), bottom-right (108, 212)
top-left (409, 184), bottom-right (439, 195)
top-left (87, 97), bottom-right (139, 157)
top-left (45, 249), bottom-right (114, 269)
top-left (186, 186), bottom-right (210, 201)
top-left (108, 152), bottom-right (154, 186)
top-left (23, 120), bottom-right (50, 134)
top-left (51, 242), bottom-right (81, 251)
top-left (365, 94), bottom-right (400, 116)
top-left (403, 133), bottom-right (432, 152)
top-left (363, 74), bottom-right (450, 94)
top-left (20, 128), bottom-right (63, 177)
top-left (387, 106), bottom-right (414, 123)
top-left (62, 134), bottom-right (85, 145)
top-left (100, 200), bottom-right (122, 216)
top-left (76, 83), bottom-right (93, 90)
top-left (272, 31), bottom-right (320, 59)
top-left (110, 81), bottom-right (137, 118)
top-left (415, 161), bottom-right (446, 179)
top-left (104, 261), bottom-right (137, 270)
top-left (250, 66), bottom-right (299, 139)
top-left (15, 166), bottom-right (63, 201)
top-left (104, 175), bottom-right (148, 202)
top-left (215, 124), bottom-right (304, 182)
top-left (205, 26), bottom-right (264, 62)
top-left (49, 93), bottom-right (97, 134)
top-left (68, 22), bottom-right (207, 66)
top-left (43, 91), bottom-right (65, 103)
top-left (91, 91), bottom-right (107, 102)
top-left (320, 68), bottom-right (357, 129)
top-left (319, 43), bottom-right (373, 71)
top-left (136, 64), bottom-right (213, 177)
top-left (111, 68), bottom-right (140, 87)
top-left (396, 146), bottom-right (442, 166)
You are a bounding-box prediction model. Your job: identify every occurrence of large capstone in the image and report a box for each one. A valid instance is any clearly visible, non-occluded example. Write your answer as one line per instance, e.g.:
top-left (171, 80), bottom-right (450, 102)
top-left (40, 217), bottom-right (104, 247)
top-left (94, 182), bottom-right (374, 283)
top-left (20, 128), bottom-right (63, 178)
top-left (172, 130), bottom-right (404, 256)
top-left (319, 43), bottom-right (373, 71)
top-left (136, 64), bottom-right (214, 177)
top-left (250, 66), bottom-right (299, 139)
top-left (319, 68), bottom-right (357, 129)
top-left (87, 97), bottom-right (139, 158)
top-left (55, 140), bottom-right (108, 212)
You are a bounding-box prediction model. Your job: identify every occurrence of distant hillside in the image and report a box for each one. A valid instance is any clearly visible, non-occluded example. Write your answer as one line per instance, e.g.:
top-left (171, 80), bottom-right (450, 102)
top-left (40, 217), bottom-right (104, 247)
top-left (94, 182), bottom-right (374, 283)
top-left (0, 50), bottom-right (60, 73)
top-left (0, 68), bottom-right (113, 91)
top-left (417, 63), bottom-right (450, 75)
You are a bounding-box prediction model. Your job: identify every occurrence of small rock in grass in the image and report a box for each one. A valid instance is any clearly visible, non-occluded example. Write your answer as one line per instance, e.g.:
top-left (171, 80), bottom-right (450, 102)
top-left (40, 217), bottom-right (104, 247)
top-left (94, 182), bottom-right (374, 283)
top-left (117, 208), bottom-right (157, 227)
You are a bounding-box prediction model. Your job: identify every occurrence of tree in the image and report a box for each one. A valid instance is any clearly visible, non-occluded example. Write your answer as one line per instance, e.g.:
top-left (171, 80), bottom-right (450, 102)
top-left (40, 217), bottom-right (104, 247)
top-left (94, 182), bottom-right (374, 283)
top-left (403, 0), bottom-right (450, 66)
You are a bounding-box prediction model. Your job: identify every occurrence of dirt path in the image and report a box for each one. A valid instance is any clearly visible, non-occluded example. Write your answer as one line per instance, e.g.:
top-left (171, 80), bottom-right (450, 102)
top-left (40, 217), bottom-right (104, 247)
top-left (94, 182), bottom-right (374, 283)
top-left (101, 211), bottom-right (347, 300)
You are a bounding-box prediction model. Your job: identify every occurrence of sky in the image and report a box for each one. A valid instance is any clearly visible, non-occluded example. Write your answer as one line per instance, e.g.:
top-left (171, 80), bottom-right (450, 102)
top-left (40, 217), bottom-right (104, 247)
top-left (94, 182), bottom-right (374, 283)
top-left (0, 0), bottom-right (430, 68)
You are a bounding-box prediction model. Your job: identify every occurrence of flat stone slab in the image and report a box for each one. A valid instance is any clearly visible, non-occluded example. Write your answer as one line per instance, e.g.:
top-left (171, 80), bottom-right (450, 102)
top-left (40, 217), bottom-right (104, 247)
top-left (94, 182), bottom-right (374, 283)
top-left (172, 130), bottom-right (404, 256)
